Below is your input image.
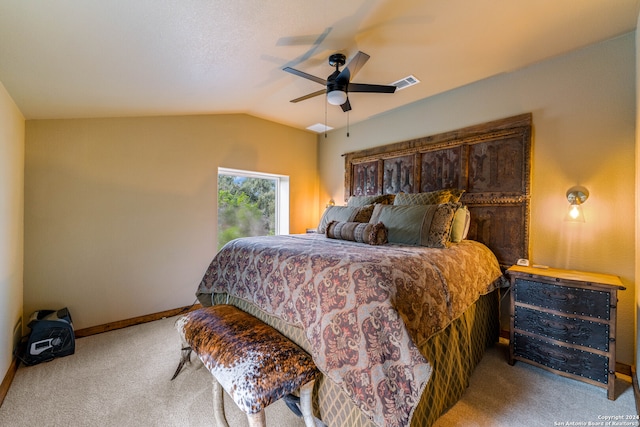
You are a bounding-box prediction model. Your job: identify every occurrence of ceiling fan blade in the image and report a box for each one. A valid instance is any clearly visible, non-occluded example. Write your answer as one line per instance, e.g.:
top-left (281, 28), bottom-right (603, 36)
top-left (340, 97), bottom-right (352, 112)
top-left (277, 27), bottom-right (332, 46)
top-left (283, 67), bottom-right (327, 86)
top-left (290, 89), bottom-right (326, 103)
top-left (337, 51), bottom-right (370, 83)
top-left (348, 83), bottom-right (397, 94)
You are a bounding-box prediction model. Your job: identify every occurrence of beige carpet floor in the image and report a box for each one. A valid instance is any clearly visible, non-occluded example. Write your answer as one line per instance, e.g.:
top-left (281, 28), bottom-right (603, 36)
top-left (434, 340), bottom-right (637, 427)
top-left (0, 315), bottom-right (636, 426)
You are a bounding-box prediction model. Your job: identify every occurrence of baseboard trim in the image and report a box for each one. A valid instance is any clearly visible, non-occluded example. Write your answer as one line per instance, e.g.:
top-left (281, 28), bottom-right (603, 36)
top-left (0, 355), bottom-right (20, 408)
top-left (617, 362), bottom-right (633, 378)
top-left (74, 304), bottom-right (202, 338)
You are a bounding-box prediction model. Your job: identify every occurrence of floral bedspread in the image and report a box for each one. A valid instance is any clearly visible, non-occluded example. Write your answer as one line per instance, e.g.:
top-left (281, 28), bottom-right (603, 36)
top-left (196, 234), bottom-right (502, 427)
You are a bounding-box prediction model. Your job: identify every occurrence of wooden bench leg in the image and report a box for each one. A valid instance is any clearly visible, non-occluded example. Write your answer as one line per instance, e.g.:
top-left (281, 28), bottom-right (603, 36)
top-left (299, 380), bottom-right (316, 427)
top-left (170, 346), bottom-right (192, 381)
top-left (246, 410), bottom-right (266, 427)
top-left (213, 377), bottom-right (316, 427)
top-left (212, 377), bottom-right (229, 427)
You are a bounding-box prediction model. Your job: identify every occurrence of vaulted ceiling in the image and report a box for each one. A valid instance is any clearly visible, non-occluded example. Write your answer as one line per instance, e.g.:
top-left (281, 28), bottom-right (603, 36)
top-left (0, 0), bottom-right (637, 132)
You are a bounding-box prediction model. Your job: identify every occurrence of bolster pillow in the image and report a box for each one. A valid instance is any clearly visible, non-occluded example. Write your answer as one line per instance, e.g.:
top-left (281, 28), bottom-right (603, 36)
top-left (326, 220), bottom-right (388, 245)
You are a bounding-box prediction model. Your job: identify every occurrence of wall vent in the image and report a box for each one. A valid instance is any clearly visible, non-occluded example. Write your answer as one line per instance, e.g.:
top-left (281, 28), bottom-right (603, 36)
top-left (391, 75), bottom-right (420, 91)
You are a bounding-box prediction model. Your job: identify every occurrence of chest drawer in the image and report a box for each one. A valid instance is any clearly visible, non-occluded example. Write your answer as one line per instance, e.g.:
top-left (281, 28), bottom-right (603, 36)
top-left (514, 305), bottom-right (610, 351)
top-left (513, 333), bottom-right (609, 384)
top-left (513, 278), bottom-right (611, 320)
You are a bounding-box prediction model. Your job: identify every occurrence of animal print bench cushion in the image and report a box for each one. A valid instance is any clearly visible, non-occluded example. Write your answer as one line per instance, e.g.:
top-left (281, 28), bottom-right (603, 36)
top-left (175, 305), bottom-right (319, 414)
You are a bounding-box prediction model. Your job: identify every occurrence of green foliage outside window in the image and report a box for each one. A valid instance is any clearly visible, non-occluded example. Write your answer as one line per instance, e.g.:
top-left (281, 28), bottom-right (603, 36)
top-left (217, 174), bottom-right (276, 250)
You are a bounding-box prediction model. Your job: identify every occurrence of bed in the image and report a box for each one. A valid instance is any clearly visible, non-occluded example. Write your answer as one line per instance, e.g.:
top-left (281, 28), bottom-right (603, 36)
top-left (195, 114), bottom-right (532, 427)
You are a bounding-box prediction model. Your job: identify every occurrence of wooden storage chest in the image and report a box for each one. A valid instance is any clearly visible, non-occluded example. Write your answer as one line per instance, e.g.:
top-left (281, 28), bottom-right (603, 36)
top-left (507, 265), bottom-right (625, 400)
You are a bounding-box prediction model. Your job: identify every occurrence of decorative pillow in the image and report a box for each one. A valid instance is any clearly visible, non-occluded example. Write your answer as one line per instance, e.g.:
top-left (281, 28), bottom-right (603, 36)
top-left (449, 206), bottom-right (470, 243)
top-left (393, 189), bottom-right (465, 205)
top-left (369, 203), bottom-right (458, 248)
top-left (326, 220), bottom-right (388, 245)
top-left (317, 205), bottom-right (375, 234)
top-left (346, 194), bottom-right (395, 207)
top-left (352, 204), bottom-right (375, 223)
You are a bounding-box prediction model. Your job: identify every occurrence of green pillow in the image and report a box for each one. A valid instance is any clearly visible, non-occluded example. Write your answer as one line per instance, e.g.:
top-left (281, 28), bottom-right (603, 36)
top-left (317, 205), bottom-right (375, 233)
top-left (369, 203), bottom-right (458, 248)
top-left (393, 189), bottom-right (465, 205)
top-left (346, 194), bottom-right (395, 207)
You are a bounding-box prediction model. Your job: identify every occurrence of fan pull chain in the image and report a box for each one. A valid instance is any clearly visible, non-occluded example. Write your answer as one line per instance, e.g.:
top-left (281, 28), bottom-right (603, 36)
top-left (324, 96), bottom-right (328, 138)
top-left (347, 111), bottom-right (350, 137)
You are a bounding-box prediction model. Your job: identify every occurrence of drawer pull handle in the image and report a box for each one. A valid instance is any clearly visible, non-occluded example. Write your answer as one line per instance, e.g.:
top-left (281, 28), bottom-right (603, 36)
top-left (539, 319), bottom-right (569, 332)
top-left (542, 290), bottom-right (570, 301)
top-left (542, 348), bottom-right (569, 364)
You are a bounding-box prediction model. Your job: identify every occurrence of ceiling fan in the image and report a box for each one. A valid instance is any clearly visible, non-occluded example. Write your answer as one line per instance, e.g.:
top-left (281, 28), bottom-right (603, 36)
top-left (283, 51), bottom-right (396, 112)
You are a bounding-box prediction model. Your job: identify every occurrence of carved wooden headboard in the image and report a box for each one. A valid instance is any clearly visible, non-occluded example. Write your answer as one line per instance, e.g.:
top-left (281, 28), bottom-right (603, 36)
top-left (343, 113), bottom-right (532, 268)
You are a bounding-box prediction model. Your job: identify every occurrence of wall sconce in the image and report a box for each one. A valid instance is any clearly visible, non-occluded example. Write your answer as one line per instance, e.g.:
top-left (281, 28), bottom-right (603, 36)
top-left (326, 199), bottom-right (335, 208)
top-left (565, 186), bottom-right (589, 222)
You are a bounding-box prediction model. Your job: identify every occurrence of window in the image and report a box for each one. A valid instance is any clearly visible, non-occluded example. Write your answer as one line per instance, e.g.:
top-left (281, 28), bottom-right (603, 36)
top-left (217, 168), bottom-right (289, 250)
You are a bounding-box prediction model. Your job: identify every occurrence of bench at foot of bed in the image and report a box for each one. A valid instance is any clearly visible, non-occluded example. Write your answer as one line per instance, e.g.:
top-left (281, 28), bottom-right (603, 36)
top-left (173, 304), bottom-right (322, 427)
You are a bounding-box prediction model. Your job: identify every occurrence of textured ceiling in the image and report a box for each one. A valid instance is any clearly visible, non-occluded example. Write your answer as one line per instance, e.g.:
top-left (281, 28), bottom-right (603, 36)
top-left (0, 0), bottom-right (637, 131)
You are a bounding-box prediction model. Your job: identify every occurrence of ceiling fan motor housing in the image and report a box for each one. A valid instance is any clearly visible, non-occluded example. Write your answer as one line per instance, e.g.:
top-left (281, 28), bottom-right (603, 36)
top-left (328, 53), bottom-right (346, 68)
top-left (327, 70), bottom-right (348, 93)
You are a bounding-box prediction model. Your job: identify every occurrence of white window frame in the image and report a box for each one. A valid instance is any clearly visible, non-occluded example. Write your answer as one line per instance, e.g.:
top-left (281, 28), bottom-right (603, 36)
top-left (217, 167), bottom-right (289, 235)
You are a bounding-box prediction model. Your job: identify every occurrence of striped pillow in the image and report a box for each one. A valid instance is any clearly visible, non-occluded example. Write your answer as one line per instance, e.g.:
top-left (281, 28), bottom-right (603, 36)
top-left (326, 221), bottom-right (388, 245)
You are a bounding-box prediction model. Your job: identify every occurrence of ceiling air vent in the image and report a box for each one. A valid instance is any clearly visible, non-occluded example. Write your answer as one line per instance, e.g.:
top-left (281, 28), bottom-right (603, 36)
top-left (391, 75), bottom-right (420, 91)
top-left (307, 123), bottom-right (334, 133)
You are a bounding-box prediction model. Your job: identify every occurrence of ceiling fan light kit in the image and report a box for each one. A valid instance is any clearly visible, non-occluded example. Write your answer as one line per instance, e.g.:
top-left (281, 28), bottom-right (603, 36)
top-left (283, 51), bottom-right (396, 113)
top-left (327, 90), bottom-right (347, 105)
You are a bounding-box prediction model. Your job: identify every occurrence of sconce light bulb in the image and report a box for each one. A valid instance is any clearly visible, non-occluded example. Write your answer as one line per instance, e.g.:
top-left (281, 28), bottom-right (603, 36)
top-left (569, 205), bottom-right (580, 220)
top-left (565, 186), bottom-right (588, 222)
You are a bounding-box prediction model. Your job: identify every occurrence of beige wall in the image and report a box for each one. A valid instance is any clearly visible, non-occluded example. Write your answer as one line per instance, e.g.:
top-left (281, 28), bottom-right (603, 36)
top-left (0, 81), bottom-right (24, 377)
top-left (24, 114), bottom-right (318, 330)
top-left (319, 33), bottom-right (637, 364)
